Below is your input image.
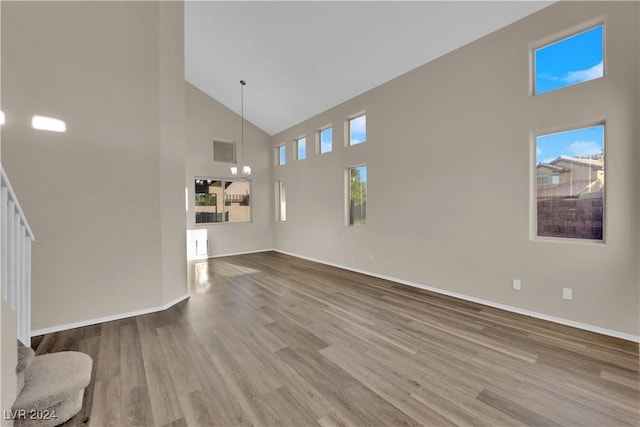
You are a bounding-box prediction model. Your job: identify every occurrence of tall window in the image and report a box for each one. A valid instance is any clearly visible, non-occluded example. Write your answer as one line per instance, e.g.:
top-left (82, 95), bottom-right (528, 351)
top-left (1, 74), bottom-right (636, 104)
top-left (194, 179), bottom-right (251, 224)
top-left (348, 114), bottom-right (366, 146)
top-left (297, 137), bottom-right (307, 160)
top-left (319, 127), bottom-right (332, 154)
top-left (348, 166), bottom-right (367, 226)
top-left (278, 180), bottom-right (286, 222)
top-left (535, 124), bottom-right (604, 240)
top-left (278, 144), bottom-right (286, 166)
top-left (534, 25), bottom-right (604, 95)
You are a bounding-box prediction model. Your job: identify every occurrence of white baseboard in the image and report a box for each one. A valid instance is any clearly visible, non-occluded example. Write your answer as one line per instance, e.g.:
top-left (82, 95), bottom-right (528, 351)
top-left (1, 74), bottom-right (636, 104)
top-left (32, 250), bottom-right (638, 343)
top-left (200, 248), bottom-right (274, 260)
top-left (274, 249), bottom-right (640, 343)
top-left (31, 293), bottom-right (190, 337)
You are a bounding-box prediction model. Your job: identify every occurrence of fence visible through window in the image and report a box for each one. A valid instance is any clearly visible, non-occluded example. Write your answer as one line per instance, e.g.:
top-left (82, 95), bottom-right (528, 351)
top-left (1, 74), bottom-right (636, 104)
top-left (195, 179), bottom-right (251, 224)
top-left (535, 125), bottom-right (604, 240)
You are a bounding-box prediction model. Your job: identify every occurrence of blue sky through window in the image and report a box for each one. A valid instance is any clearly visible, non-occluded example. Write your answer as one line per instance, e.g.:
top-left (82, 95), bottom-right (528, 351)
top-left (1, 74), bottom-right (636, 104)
top-left (349, 115), bottom-right (366, 145)
top-left (320, 128), bottom-right (332, 154)
top-left (535, 25), bottom-right (603, 94)
top-left (278, 145), bottom-right (286, 165)
top-left (536, 125), bottom-right (604, 165)
top-left (297, 137), bottom-right (306, 160)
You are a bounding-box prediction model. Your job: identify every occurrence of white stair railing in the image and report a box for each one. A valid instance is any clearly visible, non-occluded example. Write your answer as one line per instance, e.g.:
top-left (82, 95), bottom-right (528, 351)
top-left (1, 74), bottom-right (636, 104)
top-left (1, 165), bottom-right (35, 346)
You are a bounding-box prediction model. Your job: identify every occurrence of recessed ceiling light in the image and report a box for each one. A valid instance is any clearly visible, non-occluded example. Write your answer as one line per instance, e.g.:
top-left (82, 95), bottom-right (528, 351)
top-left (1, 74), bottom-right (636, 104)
top-left (32, 115), bottom-right (66, 132)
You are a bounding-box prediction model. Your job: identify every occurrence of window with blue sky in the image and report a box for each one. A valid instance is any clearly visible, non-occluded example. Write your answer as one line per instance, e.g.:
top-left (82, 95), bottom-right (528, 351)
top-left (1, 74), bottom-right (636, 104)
top-left (534, 25), bottom-right (603, 95)
top-left (278, 144), bottom-right (286, 166)
top-left (297, 137), bottom-right (307, 160)
top-left (320, 127), bottom-right (332, 154)
top-left (536, 125), bottom-right (604, 165)
top-left (535, 124), bottom-right (604, 240)
top-left (349, 114), bottom-right (366, 145)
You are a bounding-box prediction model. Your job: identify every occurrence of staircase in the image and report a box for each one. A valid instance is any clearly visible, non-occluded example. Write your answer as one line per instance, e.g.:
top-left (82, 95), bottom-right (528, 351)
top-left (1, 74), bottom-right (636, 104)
top-left (2, 165), bottom-right (92, 426)
top-left (12, 346), bottom-right (92, 427)
top-left (1, 165), bottom-right (35, 346)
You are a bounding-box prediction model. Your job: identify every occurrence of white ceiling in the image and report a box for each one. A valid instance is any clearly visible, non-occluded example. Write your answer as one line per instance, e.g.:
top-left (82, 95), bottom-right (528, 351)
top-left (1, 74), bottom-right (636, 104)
top-left (185, 1), bottom-right (552, 136)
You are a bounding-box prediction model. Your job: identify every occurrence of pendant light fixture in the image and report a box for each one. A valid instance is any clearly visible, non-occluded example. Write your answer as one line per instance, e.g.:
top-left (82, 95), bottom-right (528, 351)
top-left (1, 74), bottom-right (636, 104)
top-left (231, 79), bottom-right (251, 179)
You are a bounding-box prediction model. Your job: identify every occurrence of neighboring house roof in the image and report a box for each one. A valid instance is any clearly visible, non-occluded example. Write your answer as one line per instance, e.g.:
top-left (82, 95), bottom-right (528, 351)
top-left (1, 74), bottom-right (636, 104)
top-left (549, 156), bottom-right (603, 170)
top-left (537, 156), bottom-right (603, 199)
top-left (537, 163), bottom-right (568, 173)
top-left (537, 179), bottom-right (594, 199)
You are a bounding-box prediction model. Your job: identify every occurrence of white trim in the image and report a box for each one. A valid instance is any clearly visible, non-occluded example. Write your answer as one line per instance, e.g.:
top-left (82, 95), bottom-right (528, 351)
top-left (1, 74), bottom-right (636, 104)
top-left (274, 249), bottom-right (639, 343)
top-left (31, 293), bottom-right (190, 337)
top-left (204, 248), bottom-right (273, 259)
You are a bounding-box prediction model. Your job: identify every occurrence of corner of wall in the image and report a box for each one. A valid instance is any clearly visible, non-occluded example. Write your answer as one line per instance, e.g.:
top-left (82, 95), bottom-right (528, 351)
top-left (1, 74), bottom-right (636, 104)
top-left (1, 299), bottom-right (18, 427)
top-left (159, 0), bottom-right (188, 305)
top-left (266, 1), bottom-right (639, 337)
top-left (185, 83), bottom-right (275, 259)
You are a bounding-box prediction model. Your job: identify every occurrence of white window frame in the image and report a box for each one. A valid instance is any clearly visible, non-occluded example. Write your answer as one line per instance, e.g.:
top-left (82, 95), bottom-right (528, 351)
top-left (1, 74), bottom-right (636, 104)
top-left (530, 19), bottom-right (605, 96)
top-left (277, 144), bottom-right (286, 166)
top-left (346, 112), bottom-right (366, 147)
top-left (529, 121), bottom-right (605, 243)
top-left (194, 177), bottom-right (252, 225)
top-left (296, 136), bottom-right (307, 160)
top-left (277, 180), bottom-right (286, 222)
top-left (346, 164), bottom-right (367, 227)
top-left (317, 125), bottom-right (333, 154)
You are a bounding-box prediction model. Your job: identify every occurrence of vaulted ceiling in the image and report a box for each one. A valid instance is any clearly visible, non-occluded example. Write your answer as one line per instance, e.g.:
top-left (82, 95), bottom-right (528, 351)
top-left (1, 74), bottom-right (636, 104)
top-left (185, 1), bottom-right (553, 136)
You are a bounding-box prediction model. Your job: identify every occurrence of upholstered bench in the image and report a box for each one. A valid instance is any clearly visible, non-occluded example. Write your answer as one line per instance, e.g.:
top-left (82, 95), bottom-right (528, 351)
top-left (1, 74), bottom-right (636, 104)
top-left (12, 349), bottom-right (92, 427)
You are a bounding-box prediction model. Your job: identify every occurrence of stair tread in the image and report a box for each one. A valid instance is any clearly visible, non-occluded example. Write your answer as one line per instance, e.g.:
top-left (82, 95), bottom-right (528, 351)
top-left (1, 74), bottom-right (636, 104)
top-left (13, 351), bottom-right (92, 410)
top-left (16, 346), bottom-right (35, 374)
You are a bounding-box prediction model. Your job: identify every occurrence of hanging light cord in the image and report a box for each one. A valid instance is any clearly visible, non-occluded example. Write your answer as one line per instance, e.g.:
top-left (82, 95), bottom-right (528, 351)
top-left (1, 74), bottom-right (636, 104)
top-left (240, 80), bottom-right (246, 172)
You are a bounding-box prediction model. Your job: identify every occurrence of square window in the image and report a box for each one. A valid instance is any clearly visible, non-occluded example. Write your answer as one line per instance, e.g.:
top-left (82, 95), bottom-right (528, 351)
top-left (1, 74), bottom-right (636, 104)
top-left (194, 179), bottom-right (251, 224)
top-left (297, 137), bottom-right (307, 160)
top-left (349, 114), bottom-right (366, 146)
top-left (535, 125), bottom-right (604, 240)
top-left (213, 140), bottom-right (236, 163)
top-left (534, 25), bottom-right (603, 95)
top-left (348, 165), bottom-right (367, 226)
top-left (319, 127), bottom-right (332, 154)
top-left (278, 144), bottom-right (286, 166)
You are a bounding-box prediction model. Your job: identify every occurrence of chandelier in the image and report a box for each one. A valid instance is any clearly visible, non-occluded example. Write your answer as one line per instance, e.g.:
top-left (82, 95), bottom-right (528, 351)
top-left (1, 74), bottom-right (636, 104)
top-left (231, 80), bottom-right (251, 179)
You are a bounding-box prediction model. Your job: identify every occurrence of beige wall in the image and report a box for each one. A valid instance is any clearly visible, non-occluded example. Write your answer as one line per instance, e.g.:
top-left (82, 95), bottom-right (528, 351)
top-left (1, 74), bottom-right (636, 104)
top-left (158, 1), bottom-right (188, 305)
top-left (272, 2), bottom-right (639, 337)
top-left (1, 1), bottom-right (188, 331)
top-left (186, 83), bottom-right (273, 259)
top-left (0, 1), bottom-right (636, 344)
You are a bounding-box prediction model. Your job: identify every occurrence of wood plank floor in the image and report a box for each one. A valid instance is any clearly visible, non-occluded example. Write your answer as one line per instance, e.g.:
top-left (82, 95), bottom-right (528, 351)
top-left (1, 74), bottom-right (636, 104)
top-left (32, 251), bottom-right (639, 427)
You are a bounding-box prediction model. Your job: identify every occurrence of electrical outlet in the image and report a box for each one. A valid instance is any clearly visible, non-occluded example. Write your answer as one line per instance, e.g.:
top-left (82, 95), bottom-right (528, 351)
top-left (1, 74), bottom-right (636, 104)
top-left (368, 254), bottom-right (374, 262)
top-left (512, 279), bottom-right (521, 291)
top-left (563, 287), bottom-right (573, 300)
